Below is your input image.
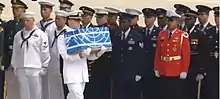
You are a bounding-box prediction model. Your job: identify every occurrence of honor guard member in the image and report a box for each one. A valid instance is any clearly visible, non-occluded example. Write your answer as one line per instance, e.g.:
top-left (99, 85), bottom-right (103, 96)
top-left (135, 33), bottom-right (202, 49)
top-left (112, 12), bottom-right (145, 99)
top-left (184, 10), bottom-right (207, 99)
top-left (125, 8), bottom-right (142, 29)
top-left (3, 0), bottom-right (28, 99)
top-left (11, 12), bottom-right (50, 99)
top-left (36, 0), bottom-right (55, 33)
top-left (174, 4), bottom-right (191, 31)
top-left (59, 0), bottom-right (74, 12)
top-left (140, 8), bottom-right (161, 99)
top-left (0, 3), bottom-right (5, 99)
top-left (49, 10), bottom-right (70, 99)
top-left (80, 6), bottom-right (95, 28)
top-left (156, 8), bottom-right (168, 30)
top-left (104, 7), bottom-right (120, 29)
top-left (67, 10), bottom-right (84, 29)
top-left (89, 7), bottom-right (112, 99)
top-left (204, 6), bottom-right (219, 99)
top-left (195, 5), bottom-right (213, 34)
top-left (57, 10), bottom-right (107, 99)
top-left (154, 11), bottom-right (190, 99)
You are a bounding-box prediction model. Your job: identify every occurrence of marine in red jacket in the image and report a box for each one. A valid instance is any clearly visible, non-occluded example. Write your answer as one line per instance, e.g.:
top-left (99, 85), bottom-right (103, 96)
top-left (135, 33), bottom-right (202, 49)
top-left (154, 10), bottom-right (190, 99)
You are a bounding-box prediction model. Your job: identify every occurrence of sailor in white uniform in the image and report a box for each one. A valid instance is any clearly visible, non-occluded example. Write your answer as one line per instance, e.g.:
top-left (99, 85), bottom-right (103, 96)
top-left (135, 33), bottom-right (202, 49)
top-left (36, 0), bottom-right (56, 33)
top-left (11, 12), bottom-right (50, 99)
top-left (57, 10), bottom-right (107, 99)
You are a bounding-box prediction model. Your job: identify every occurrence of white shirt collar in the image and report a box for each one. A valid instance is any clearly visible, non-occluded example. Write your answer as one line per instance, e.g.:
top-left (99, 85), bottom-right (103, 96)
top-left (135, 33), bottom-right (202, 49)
top-left (189, 25), bottom-right (195, 34)
top-left (146, 25), bottom-right (154, 34)
top-left (56, 25), bottom-right (68, 33)
top-left (169, 28), bottom-right (177, 35)
top-left (86, 23), bottom-right (92, 28)
top-left (121, 27), bottom-right (131, 40)
top-left (202, 21), bottom-right (209, 29)
top-left (23, 25), bottom-right (38, 34)
top-left (163, 25), bottom-right (168, 30)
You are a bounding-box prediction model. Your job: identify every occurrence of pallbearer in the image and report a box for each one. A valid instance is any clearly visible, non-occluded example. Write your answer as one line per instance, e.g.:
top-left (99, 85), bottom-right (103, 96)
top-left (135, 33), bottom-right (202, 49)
top-left (156, 8), bottom-right (168, 30)
top-left (11, 12), bottom-right (50, 99)
top-left (125, 8), bottom-right (142, 29)
top-left (3, 0), bottom-right (28, 99)
top-left (195, 5), bottom-right (213, 34)
top-left (80, 6), bottom-right (95, 28)
top-left (174, 4), bottom-right (191, 31)
top-left (59, 0), bottom-right (74, 12)
top-left (140, 8), bottom-right (161, 99)
top-left (104, 7), bottom-right (120, 29)
top-left (36, 0), bottom-right (55, 32)
top-left (205, 6), bottom-right (219, 99)
top-left (154, 10), bottom-right (190, 99)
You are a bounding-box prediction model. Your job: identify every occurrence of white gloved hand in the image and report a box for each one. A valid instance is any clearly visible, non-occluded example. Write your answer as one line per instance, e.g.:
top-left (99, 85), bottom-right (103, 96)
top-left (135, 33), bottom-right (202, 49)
top-left (80, 48), bottom-right (92, 58)
top-left (12, 67), bottom-right (17, 75)
top-left (40, 68), bottom-right (47, 75)
top-left (0, 65), bottom-right (4, 71)
top-left (180, 72), bottom-right (187, 79)
top-left (196, 74), bottom-right (204, 81)
top-left (135, 75), bottom-right (142, 82)
top-left (155, 71), bottom-right (160, 77)
top-left (96, 46), bottom-right (107, 57)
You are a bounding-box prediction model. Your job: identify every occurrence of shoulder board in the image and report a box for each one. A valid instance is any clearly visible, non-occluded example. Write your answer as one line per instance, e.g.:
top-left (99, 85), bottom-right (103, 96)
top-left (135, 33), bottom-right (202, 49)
top-left (182, 32), bottom-right (189, 38)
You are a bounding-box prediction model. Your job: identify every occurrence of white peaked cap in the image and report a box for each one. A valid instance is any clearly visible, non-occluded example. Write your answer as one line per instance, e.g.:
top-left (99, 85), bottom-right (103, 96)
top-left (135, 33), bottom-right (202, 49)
top-left (166, 10), bottom-right (181, 18)
top-left (22, 12), bottom-right (36, 18)
top-left (55, 10), bottom-right (68, 17)
top-left (69, 10), bottom-right (83, 16)
top-left (38, 0), bottom-right (55, 7)
top-left (125, 8), bottom-right (142, 15)
top-left (94, 7), bottom-right (109, 14)
top-left (104, 7), bottom-right (120, 14)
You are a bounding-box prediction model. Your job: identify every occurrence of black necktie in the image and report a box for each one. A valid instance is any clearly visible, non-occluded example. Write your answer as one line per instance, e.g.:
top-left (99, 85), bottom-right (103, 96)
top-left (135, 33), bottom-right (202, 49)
top-left (168, 31), bottom-right (172, 39)
top-left (200, 25), bottom-right (204, 31)
top-left (146, 29), bottom-right (150, 36)
top-left (122, 32), bottom-right (126, 40)
top-left (217, 29), bottom-right (219, 34)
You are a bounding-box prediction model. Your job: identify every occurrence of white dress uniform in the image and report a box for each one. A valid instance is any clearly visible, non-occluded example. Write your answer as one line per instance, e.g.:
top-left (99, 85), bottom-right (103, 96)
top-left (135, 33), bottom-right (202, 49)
top-left (11, 12), bottom-right (50, 99)
top-left (57, 9), bottom-right (107, 99)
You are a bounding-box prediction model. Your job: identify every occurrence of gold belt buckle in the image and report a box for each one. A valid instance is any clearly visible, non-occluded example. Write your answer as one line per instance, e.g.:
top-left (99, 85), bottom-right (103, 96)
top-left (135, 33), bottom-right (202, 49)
top-left (163, 57), bottom-right (170, 62)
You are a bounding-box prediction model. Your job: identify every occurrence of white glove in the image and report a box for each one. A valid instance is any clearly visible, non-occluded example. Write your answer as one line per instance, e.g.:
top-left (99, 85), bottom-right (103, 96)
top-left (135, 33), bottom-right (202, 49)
top-left (155, 71), bottom-right (160, 77)
top-left (0, 65), bottom-right (4, 71)
top-left (96, 46), bottom-right (107, 57)
top-left (12, 67), bottom-right (17, 75)
top-left (196, 74), bottom-right (204, 81)
top-left (180, 72), bottom-right (187, 79)
top-left (40, 68), bottom-right (47, 75)
top-left (135, 75), bottom-right (142, 82)
top-left (80, 48), bottom-right (92, 58)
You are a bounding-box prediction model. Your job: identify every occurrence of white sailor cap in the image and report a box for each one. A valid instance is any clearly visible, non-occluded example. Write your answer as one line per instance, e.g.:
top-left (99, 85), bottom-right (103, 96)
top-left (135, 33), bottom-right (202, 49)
top-left (22, 12), bottom-right (36, 18)
top-left (94, 7), bottom-right (109, 15)
top-left (38, 0), bottom-right (55, 7)
top-left (125, 8), bottom-right (142, 16)
top-left (104, 7), bottom-right (120, 14)
top-left (55, 10), bottom-right (68, 17)
top-left (68, 10), bottom-right (83, 20)
top-left (166, 10), bottom-right (181, 18)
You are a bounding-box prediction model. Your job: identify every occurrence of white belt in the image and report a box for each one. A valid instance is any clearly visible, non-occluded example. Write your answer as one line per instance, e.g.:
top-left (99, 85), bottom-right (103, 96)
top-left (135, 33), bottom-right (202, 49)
top-left (161, 56), bottom-right (181, 62)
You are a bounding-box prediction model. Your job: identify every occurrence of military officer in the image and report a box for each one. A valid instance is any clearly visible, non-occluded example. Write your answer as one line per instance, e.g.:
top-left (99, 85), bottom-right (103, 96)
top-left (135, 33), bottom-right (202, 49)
top-left (125, 8), bottom-right (142, 29)
top-left (174, 4), bottom-right (191, 31)
top-left (36, 0), bottom-right (55, 32)
top-left (3, 0), bottom-right (28, 99)
top-left (0, 3), bottom-right (5, 99)
top-left (57, 10), bottom-right (107, 99)
top-left (59, 0), bottom-right (74, 12)
top-left (89, 8), bottom-right (112, 99)
top-left (184, 9), bottom-right (207, 99)
top-left (104, 7), bottom-right (120, 29)
top-left (112, 12), bottom-right (145, 99)
top-left (11, 12), bottom-right (50, 99)
top-left (79, 6), bottom-right (95, 28)
top-left (140, 8), bottom-right (161, 99)
top-left (156, 8), bottom-right (168, 30)
top-left (154, 11), bottom-right (190, 99)
top-left (195, 5), bottom-right (213, 34)
top-left (67, 10), bottom-right (84, 29)
top-left (204, 6), bottom-right (219, 99)
top-left (49, 10), bottom-right (70, 99)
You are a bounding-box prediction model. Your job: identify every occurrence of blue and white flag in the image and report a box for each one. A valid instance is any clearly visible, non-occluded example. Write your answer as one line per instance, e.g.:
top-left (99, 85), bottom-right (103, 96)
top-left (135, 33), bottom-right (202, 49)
top-left (64, 27), bottom-right (112, 54)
